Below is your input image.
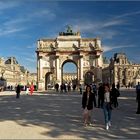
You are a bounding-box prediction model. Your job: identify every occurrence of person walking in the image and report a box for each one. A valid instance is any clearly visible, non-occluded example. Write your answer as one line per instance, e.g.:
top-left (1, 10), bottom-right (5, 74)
top-left (111, 83), bottom-right (120, 108)
top-left (92, 83), bottom-right (97, 107)
top-left (101, 83), bottom-right (113, 130)
top-left (55, 83), bottom-right (59, 92)
top-left (98, 83), bottom-right (104, 108)
top-left (30, 83), bottom-right (34, 95)
top-left (79, 84), bottom-right (83, 94)
top-left (26, 85), bottom-right (29, 95)
top-left (82, 85), bottom-right (96, 127)
top-left (16, 84), bottom-right (21, 98)
top-left (136, 82), bottom-right (140, 114)
top-left (116, 82), bottom-right (120, 90)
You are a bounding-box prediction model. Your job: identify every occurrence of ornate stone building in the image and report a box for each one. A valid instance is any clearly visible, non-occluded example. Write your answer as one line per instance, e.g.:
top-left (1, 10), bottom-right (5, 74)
top-left (36, 26), bottom-right (103, 90)
top-left (0, 57), bottom-right (37, 89)
top-left (102, 53), bottom-right (140, 87)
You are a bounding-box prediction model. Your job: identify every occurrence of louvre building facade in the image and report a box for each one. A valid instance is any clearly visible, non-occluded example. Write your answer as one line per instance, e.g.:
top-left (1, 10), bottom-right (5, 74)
top-left (0, 57), bottom-right (37, 89)
top-left (102, 53), bottom-right (140, 87)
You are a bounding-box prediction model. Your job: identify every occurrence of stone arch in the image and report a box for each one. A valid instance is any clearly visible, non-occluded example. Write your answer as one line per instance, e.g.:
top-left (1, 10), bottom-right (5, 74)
top-left (36, 29), bottom-right (103, 91)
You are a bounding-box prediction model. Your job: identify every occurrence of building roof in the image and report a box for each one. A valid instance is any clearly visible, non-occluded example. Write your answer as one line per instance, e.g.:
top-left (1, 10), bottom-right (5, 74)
top-left (20, 66), bottom-right (26, 73)
top-left (5, 57), bottom-right (18, 65)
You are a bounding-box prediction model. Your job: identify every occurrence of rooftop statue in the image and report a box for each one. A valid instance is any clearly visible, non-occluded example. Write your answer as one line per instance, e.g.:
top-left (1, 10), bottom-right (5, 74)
top-left (59, 25), bottom-right (80, 36)
top-left (66, 25), bottom-right (72, 34)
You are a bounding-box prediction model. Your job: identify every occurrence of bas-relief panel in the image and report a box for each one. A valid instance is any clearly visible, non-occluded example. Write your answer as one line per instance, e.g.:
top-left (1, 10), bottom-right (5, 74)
top-left (41, 57), bottom-right (56, 68)
top-left (58, 41), bottom-right (79, 48)
top-left (83, 61), bottom-right (89, 67)
top-left (81, 41), bottom-right (96, 51)
top-left (39, 41), bottom-right (47, 48)
top-left (39, 41), bottom-right (55, 50)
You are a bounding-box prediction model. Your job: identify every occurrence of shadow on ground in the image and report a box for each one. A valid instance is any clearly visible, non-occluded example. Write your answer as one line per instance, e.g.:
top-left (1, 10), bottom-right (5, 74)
top-left (0, 90), bottom-right (139, 139)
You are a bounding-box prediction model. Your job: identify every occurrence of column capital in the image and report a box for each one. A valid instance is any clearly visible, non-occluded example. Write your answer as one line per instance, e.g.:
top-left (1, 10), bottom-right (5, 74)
top-left (55, 56), bottom-right (59, 59)
top-left (38, 56), bottom-right (43, 59)
top-left (79, 55), bottom-right (83, 59)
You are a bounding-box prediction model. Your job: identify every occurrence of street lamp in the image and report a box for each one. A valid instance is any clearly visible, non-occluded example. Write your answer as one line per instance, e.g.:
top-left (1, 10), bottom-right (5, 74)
top-left (26, 71), bottom-right (29, 85)
top-left (1, 68), bottom-right (5, 80)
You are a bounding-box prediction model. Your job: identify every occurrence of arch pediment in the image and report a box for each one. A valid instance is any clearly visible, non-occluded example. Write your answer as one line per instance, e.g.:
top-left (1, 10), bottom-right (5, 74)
top-left (134, 74), bottom-right (140, 80)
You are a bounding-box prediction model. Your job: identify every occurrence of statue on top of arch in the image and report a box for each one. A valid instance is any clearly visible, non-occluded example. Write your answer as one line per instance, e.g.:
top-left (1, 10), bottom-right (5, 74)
top-left (59, 25), bottom-right (80, 36)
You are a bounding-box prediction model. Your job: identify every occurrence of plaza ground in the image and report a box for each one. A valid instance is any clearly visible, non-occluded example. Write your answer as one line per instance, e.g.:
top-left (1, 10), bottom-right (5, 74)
top-left (0, 88), bottom-right (139, 139)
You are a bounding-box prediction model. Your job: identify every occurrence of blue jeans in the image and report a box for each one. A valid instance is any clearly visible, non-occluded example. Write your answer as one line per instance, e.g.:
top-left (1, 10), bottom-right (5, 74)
top-left (103, 102), bottom-right (112, 124)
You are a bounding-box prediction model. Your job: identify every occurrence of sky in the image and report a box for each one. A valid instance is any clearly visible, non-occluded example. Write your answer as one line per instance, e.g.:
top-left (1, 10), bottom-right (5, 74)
top-left (0, 1), bottom-right (140, 73)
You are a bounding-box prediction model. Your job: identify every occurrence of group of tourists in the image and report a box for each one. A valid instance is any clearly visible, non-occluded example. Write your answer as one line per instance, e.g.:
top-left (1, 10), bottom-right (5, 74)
top-left (82, 83), bottom-right (120, 130)
top-left (16, 83), bottom-right (35, 98)
top-left (15, 80), bottom-right (140, 130)
top-left (55, 83), bottom-right (77, 92)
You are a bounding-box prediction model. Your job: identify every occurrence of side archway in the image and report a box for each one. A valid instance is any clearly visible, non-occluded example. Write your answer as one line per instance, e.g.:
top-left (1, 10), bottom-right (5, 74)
top-left (45, 72), bottom-right (53, 90)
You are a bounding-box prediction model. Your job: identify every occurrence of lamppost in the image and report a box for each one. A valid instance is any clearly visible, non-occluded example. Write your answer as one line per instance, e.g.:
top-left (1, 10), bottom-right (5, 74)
top-left (26, 71), bottom-right (29, 85)
top-left (1, 68), bottom-right (5, 80)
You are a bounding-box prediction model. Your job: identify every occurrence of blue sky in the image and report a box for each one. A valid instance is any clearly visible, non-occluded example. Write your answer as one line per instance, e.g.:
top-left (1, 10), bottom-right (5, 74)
top-left (0, 1), bottom-right (140, 73)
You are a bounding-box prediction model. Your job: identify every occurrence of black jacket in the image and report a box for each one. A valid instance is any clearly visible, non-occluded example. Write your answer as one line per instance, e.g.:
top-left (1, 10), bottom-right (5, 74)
top-left (16, 85), bottom-right (21, 94)
top-left (82, 92), bottom-right (95, 110)
top-left (136, 85), bottom-right (140, 101)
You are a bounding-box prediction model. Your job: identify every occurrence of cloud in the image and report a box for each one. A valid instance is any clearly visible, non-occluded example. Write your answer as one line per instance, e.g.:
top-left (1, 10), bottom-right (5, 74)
top-left (18, 54), bottom-right (36, 72)
top-left (26, 43), bottom-right (36, 49)
top-left (0, 4), bottom-right (56, 36)
top-left (103, 44), bottom-right (135, 52)
top-left (25, 57), bottom-right (36, 63)
top-left (115, 10), bottom-right (140, 19)
top-left (71, 17), bottom-right (126, 38)
top-left (29, 9), bottom-right (56, 20)
top-left (0, 1), bottom-right (20, 10)
top-left (102, 20), bottom-right (125, 28)
top-left (0, 26), bottom-right (25, 36)
top-left (4, 18), bottom-right (29, 26)
top-left (96, 30), bottom-right (120, 39)
top-left (0, 17), bottom-right (28, 36)
top-left (28, 67), bottom-right (37, 73)
top-left (24, 56), bottom-right (36, 73)
top-left (70, 10), bottom-right (140, 38)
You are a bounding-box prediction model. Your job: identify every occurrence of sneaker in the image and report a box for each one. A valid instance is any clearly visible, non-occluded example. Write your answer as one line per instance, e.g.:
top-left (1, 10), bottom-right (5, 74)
top-left (108, 121), bottom-right (111, 127)
top-left (106, 124), bottom-right (109, 130)
top-left (88, 123), bottom-right (94, 127)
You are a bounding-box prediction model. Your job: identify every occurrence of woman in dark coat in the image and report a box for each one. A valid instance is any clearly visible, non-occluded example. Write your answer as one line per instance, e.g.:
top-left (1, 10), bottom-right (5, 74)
top-left (16, 84), bottom-right (21, 98)
top-left (82, 85), bottom-right (96, 126)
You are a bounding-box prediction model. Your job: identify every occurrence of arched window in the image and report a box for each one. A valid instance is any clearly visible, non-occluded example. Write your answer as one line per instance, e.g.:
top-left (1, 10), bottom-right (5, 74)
top-left (122, 60), bottom-right (124, 64)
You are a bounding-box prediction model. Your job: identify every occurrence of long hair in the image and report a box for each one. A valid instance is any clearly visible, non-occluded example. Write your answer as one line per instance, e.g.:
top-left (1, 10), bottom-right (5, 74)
top-left (85, 84), bottom-right (92, 93)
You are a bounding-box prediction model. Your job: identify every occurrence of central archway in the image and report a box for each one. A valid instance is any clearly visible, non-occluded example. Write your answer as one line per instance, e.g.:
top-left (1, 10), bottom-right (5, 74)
top-left (61, 60), bottom-right (78, 87)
